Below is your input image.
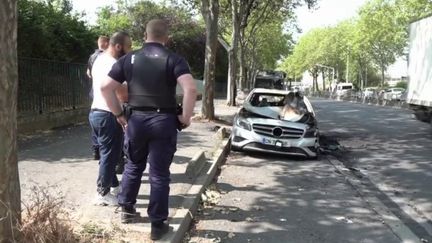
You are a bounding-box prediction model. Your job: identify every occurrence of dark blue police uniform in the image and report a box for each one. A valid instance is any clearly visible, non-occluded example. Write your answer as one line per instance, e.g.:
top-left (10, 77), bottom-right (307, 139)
top-left (108, 42), bottom-right (190, 224)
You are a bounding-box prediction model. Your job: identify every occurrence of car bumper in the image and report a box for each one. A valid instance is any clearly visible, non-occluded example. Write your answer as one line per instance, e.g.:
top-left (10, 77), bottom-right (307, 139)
top-left (231, 126), bottom-right (319, 158)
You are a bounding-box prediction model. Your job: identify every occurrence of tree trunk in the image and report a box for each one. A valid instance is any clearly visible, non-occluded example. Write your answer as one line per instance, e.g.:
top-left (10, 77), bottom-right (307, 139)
top-left (0, 0), bottom-right (21, 241)
top-left (322, 70), bottom-right (326, 91)
top-left (201, 0), bottom-right (219, 119)
top-left (227, 0), bottom-right (240, 106)
top-left (381, 65), bottom-right (386, 87)
top-left (313, 73), bottom-right (319, 92)
top-left (238, 33), bottom-right (246, 90)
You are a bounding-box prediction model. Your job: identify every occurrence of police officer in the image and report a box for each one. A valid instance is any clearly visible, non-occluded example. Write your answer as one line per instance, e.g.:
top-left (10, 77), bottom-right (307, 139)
top-left (101, 19), bottom-right (197, 240)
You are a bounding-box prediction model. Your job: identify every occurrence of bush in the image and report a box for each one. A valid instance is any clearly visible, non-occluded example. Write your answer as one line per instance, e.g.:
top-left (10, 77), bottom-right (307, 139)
top-left (395, 81), bottom-right (407, 89)
top-left (18, 186), bottom-right (78, 243)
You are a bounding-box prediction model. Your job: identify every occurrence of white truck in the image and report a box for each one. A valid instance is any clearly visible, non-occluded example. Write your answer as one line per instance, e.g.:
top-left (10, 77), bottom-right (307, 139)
top-left (407, 15), bottom-right (432, 124)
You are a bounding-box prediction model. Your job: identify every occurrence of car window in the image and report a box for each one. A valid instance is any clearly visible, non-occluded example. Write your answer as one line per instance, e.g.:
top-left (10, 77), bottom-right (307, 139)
top-left (249, 93), bottom-right (286, 107)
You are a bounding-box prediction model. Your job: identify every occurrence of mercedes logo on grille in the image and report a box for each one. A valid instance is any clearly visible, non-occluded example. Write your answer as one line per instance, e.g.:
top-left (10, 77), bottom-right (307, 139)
top-left (272, 127), bottom-right (283, 137)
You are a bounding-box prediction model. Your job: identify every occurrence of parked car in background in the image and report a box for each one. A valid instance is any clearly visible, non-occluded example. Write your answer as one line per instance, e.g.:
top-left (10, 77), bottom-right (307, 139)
top-left (350, 89), bottom-right (362, 99)
top-left (231, 88), bottom-right (319, 158)
top-left (363, 87), bottom-right (378, 99)
top-left (383, 88), bottom-right (406, 101)
top-left (335, 83), bottom-right (353, 98)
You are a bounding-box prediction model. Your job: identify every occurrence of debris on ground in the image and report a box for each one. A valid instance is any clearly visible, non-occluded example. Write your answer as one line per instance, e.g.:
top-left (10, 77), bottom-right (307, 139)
top-left (246, 217), bottom-right (256, 222)
top-left (335, 216), bottom-right (354, 224)
top-left (201, 184), bottom-right (222, 207)
top-left (252, 206), bottom-right (264, 211)
top-left (233, 198), bottom-right (242, 203)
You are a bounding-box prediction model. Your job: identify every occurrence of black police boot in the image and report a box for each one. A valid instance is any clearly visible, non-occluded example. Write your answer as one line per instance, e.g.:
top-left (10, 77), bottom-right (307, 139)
top-left (120, 206), bottom-right (138, 224)
top-left (150, 222), bottom-right (169, 240)
top-left (92, 146), bottom-right (100, 160)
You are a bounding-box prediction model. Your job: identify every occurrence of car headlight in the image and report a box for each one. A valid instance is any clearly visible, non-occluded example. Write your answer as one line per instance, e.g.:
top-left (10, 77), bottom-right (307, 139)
top-left (236, 117), bottom-right (252, 131)
top-left (304, 126), bottom-right (318, 138)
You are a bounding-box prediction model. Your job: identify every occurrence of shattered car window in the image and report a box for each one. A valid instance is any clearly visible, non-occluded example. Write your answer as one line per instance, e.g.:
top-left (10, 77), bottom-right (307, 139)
top-left (250, 93), bottom-right (286, 107)
top-left (280, 92), bottom-right (309, 121)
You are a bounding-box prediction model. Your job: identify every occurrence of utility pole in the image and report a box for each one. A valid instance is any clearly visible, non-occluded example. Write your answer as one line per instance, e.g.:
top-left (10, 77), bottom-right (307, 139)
top-left (365, 66), bottom-right (368, 87)
top-left (346, 52), bottom-right (350, 83)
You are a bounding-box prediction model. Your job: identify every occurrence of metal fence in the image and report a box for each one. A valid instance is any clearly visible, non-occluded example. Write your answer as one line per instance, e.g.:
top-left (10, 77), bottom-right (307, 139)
top-left (18, 58), bottom-right (91, 115)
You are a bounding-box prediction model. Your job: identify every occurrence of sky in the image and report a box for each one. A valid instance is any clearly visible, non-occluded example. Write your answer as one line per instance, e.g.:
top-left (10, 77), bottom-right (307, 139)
top-left (73, 0), bottom-right (367, 32)
top-left (295, 0), bottom-right (366, 35)
top-left (73, 0), bottom-right (117, 24)
top-left (72, 0), bottom-right (406, 76)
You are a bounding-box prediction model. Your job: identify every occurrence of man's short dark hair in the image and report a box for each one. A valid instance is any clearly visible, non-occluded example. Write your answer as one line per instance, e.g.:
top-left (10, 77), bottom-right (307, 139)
top-left (98, 35), bottom-right (109, 43)
top-left (110, 31), bottom-right (130, 46)
top-left (146, 19), bottom-right (169, 39)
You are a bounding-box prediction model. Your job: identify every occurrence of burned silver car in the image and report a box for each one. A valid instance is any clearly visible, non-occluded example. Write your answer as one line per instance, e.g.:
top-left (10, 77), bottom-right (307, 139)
top-left (231, 89), bottom-right (319, 158)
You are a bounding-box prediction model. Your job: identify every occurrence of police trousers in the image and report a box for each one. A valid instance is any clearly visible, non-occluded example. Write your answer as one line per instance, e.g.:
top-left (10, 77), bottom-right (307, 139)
top-left (118, 112), bottom-right (177, 223)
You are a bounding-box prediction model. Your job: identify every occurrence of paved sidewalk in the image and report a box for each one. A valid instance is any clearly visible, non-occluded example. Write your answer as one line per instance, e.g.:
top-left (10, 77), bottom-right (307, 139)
top-left (18, 100), bottom-right (238, 241)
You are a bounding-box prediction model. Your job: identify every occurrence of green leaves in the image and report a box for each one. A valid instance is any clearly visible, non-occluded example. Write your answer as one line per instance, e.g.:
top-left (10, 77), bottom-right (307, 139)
top-left (280, 0), bottom-right (431, 87)
top-left (18, 0), bottom-right (96, 62)
top-left (95, 0), bottom-right (206, 78)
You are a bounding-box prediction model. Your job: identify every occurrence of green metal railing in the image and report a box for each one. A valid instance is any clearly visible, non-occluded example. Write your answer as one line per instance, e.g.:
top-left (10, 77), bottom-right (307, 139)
top-left (18, 58), bottom-right (91, 115)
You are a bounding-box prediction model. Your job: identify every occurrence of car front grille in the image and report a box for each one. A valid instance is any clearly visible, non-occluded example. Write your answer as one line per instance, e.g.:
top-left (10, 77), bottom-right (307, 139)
top-left (252, 123), bottom-right (304, 139)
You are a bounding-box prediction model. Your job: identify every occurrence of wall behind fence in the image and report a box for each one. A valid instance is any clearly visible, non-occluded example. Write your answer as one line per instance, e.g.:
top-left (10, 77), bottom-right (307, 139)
top-left (17, 58), bottom-right (91, 133)
top-left (18, 58), bottom-right (91, 116)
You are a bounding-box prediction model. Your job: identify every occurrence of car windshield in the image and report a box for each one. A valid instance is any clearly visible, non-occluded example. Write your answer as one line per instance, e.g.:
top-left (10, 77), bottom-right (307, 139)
top-left (341, 86), bottom-right (352, 90)
top-left (249, 93), bottom-right (286, 107)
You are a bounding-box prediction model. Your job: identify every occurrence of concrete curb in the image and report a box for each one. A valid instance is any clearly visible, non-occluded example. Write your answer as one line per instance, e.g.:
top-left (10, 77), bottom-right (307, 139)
top-left (161, 129), bottom-right (231, 243)
top-left (326, 156), bottom-right (423, 243)
top-left (185, 151), bottom-right (207, 178)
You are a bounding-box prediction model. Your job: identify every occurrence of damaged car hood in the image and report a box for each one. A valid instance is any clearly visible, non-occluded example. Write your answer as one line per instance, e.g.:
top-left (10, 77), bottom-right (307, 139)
top-left (242, 103), bottom-right (282, 119)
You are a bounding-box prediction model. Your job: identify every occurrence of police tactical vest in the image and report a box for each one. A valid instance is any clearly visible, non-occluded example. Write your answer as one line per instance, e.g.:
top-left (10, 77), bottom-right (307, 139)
top-left (128, 47), bottom-right (176, 109)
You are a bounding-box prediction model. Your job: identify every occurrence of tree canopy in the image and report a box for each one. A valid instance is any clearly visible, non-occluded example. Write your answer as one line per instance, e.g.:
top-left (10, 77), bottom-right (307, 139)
top-left (279, 0), bottom-right (432, 89)
top-left (95, 1), bottom-right (207, 79)
top-left (18, 0), bottom-right (96, 62)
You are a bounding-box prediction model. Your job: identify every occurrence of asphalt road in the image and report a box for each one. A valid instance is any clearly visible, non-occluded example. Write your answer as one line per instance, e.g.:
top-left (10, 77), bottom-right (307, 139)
top-left (188, 152), bottom-right (401, 243)
top-left (187, 99), bottom-right (432, 243)
top-left (315, 99), bottom-right (432, 240)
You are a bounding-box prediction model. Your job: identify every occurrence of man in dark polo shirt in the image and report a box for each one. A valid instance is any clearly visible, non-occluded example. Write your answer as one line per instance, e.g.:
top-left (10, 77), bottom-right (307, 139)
top-left (100, 19), bottom-right (197, 240)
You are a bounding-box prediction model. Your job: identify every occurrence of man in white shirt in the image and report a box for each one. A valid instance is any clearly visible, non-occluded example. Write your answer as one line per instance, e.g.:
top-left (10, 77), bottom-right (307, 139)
top-left (87, 35), bottom-right (109, 161)
top-left (89, 31), bottom-right (131, 205)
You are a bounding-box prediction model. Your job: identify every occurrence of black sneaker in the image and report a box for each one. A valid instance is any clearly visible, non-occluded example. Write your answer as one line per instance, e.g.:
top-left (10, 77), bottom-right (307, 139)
top-left (150, 222), bottom-right (169, 241)
top-left (93, 147), bottom-right (100, 160)
top-left (121, 206), bottom-right (138, 224)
